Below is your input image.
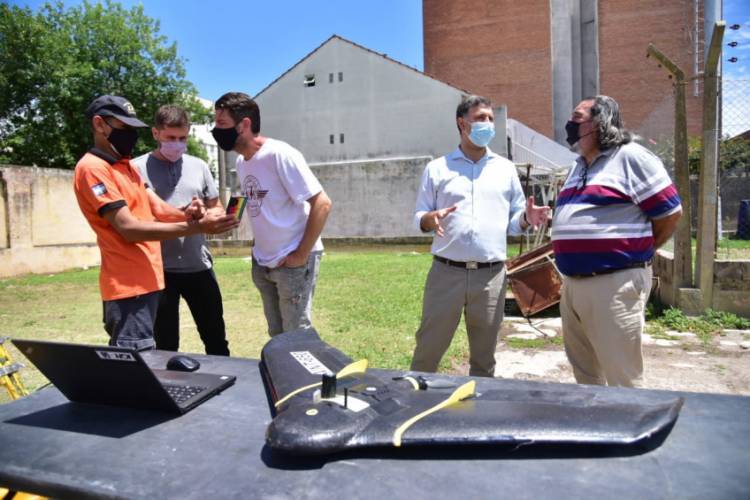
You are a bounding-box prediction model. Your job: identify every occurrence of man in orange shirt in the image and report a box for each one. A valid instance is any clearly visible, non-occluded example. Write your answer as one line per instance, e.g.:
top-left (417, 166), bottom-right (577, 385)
top-left (74, 95), bottom-right (238, 350)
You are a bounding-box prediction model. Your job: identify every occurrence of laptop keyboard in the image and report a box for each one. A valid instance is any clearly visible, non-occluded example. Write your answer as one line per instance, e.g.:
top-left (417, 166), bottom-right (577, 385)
top-left (163, 384), bottom-right (207, 404)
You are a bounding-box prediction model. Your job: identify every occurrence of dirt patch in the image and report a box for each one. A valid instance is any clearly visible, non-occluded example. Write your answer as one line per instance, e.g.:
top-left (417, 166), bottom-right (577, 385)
top-left (452, 317), bottom-right (750, 396)
top-left (638, 346), bottom-right (750, 394)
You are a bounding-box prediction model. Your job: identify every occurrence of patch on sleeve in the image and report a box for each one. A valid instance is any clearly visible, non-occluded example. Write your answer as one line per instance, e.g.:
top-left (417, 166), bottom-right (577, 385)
top-left (91, 182), bottom-right (108, 197)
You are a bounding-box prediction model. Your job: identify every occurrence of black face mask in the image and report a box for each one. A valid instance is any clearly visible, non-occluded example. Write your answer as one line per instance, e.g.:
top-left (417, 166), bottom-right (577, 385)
top-left (107, 126), bottom-right (139, 158)
top-left (212, 126), bottom-right (239, 151)
top-left (565, 120), bottom-right (596, 146)
top-left (565, 120), bottom-right (581, 146)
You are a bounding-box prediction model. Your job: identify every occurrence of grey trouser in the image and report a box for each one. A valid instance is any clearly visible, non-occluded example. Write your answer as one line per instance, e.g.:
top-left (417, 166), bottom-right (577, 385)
top-left (560, 266), bottom-right (652, 387)
top-left (411, 258), bottom-right (508, 377)
top-left (251, 251), bottom-right (322, 336)
top-left (103, 290), bottom-right (160, 350)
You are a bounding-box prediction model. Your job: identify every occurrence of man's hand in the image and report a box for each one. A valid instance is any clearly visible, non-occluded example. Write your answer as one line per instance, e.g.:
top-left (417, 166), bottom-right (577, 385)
top-left (277, 249), bottom-right (308, 268)
top-left (421, 205), bottom-right (458, 237)
top-left (185, 196), bottom-right (206, 220)
top-left (523, 197), bottom-right (551, 230)
top-left (196, 210), bottom-right (239, 234)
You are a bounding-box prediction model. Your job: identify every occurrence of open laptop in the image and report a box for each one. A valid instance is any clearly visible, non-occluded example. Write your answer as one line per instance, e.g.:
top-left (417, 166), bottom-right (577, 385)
top-left (12, 339), bottom-right (236, 414)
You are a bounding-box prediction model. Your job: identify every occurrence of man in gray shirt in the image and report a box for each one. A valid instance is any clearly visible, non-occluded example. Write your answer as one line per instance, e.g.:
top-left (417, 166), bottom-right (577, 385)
top-left (133, 105), bottom-right (230, 355)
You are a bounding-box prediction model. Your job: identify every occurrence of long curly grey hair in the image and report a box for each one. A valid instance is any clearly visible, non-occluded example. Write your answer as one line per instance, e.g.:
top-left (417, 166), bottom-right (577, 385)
top-left (587, 95), bottom-right (635, 149)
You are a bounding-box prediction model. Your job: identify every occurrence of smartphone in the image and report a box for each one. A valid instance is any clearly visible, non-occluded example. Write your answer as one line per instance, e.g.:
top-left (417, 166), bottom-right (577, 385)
top-left (226, 196), bottom-right (248, 220)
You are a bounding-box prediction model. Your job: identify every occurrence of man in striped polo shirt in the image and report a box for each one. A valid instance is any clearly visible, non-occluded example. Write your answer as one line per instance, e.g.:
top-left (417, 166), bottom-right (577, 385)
top-left (551, 95), bottom-right (682, 387)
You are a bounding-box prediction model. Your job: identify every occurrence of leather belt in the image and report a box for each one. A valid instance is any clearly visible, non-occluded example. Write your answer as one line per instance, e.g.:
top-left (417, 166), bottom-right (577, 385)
top-left (434, 256), bottom-right (504, 270)
top-left (567, 261), bottom-right (651, 278)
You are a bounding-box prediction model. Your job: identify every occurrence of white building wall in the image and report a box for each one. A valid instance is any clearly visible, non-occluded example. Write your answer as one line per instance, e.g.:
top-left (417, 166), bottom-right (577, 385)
top-left (253, 37), bottom-right (507, 164)
top-left (191, 97), bottom-right (220, 187)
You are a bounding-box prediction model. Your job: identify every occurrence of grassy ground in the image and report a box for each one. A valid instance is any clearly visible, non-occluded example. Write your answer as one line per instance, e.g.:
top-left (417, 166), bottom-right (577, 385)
top-left (714, 237), bottom-right (750, 260)
top-left (661, 236), bottom-right (750, 261)
top-left (2, 239), bottom-right (747, 398)
top-left (1, 244), bottom-right (521, 395)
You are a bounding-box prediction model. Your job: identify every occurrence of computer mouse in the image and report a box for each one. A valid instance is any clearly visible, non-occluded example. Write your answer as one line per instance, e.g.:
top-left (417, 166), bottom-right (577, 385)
top-left (166, 355), bottom-right (200, 372)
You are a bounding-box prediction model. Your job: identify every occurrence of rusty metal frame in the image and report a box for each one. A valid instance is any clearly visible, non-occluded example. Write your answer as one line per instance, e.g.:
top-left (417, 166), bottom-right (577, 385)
top-left (506, 242), bottom-right (561, 317)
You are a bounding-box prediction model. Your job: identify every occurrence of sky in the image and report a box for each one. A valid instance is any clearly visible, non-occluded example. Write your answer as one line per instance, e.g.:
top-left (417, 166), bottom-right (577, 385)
top-left (724, 0), bottom-right (750, 79)
top-left (723, 0), bottom-right (750, 136)
top-left (8, 0), bottom-right (424, 100)
top-left (7, 0), bottom-right (750, 135)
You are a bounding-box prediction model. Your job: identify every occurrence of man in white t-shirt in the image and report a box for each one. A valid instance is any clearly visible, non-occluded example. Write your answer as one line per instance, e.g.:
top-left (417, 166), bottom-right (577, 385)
top-left (212, 92), bottom-right (332, 336)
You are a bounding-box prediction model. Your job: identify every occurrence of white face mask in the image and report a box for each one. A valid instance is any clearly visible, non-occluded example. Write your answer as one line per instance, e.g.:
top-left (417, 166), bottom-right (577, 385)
top-left (159, 141), bottom-right (187, 162)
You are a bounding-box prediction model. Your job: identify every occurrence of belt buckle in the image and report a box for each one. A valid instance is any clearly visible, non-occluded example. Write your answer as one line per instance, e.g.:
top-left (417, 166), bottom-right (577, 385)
top-left (466, 261), bottom-right (479, 270)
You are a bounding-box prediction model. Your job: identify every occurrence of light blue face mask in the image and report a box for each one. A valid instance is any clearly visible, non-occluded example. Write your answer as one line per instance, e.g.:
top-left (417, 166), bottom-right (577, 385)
top-left (468, 121), bottom-right (495, 148)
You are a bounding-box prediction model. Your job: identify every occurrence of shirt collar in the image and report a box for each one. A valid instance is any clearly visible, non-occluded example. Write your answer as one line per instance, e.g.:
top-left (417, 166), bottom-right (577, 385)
top-left (577, 145), bottom-right (618, 167)
top-left (448, 146), bottom-right (498, 163)
top-left (88, 147), bottom-right (119, 165)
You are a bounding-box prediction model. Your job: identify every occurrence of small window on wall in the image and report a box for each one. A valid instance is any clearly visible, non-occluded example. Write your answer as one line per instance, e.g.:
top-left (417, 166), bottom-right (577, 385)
top-left (329, 134), bottom-right (334, 144)
top-left (339, 133), bottom-right (344, 144)
top-left (338, 72), bottom-right (343, 82)
top-left (329, 73), bottom-right (334, 83)
top-left (304, 74), bottom-right (316, 87)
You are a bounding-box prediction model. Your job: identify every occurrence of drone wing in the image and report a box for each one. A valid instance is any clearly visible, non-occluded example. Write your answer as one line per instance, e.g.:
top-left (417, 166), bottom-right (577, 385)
top-left (260, 329), bottom-right (683, 455)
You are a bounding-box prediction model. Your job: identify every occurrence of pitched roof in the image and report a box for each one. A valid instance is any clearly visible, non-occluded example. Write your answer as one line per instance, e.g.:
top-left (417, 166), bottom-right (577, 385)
top-left (254, 34), bottom-right (472, 98)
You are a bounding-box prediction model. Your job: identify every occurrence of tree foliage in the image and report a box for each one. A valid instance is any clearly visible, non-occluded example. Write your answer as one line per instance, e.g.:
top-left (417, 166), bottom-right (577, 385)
top-left (649, 136), bottom-right (750, 177)
top-left (0, 1), bottom-right (211, 169)
top-left (687, 136), bottom-right (750, 176)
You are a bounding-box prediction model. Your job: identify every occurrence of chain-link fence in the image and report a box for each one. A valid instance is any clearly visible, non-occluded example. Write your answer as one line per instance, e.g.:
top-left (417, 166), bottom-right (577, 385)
top-left (634, 88), bottom-right (680, 251)
top-left (635, 91), bottom-right (677, 178)
top-left (720, 78), bottom-right (750, 235)
top-left (630, 77), bottom-right (750, 241)
top-left (723, 78), bottom-right (750, 140)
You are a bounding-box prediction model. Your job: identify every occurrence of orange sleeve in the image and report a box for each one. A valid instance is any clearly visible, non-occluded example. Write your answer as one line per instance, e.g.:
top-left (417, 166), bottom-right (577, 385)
top-left (77, 162), bottom-right (127, 217)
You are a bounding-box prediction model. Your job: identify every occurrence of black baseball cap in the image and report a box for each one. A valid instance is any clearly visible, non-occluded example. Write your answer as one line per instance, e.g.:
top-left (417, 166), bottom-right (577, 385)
top-left (85, 95), bottom-right (148, 128)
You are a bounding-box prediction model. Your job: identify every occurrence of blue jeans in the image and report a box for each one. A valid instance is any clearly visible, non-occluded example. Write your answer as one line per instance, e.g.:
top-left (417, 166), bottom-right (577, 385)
top-left (251, 251), bottom-right (322, 336)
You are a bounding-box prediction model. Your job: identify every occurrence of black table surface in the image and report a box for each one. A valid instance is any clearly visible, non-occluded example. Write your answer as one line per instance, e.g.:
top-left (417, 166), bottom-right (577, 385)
top-left (1, 350), bottom-right (749, 499)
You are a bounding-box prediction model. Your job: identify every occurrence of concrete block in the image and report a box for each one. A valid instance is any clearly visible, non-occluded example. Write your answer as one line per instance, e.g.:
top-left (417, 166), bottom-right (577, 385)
top-left (714, 261), bottom-right (748, 283)
top-left (678, 288), bottom-right (705, 315)
top-left (712, 290), bottom-right (750, 319)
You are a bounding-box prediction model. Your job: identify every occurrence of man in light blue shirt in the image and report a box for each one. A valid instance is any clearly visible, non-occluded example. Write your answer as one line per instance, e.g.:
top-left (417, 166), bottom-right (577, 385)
top-left (411, 95), bottom-right (549, 377)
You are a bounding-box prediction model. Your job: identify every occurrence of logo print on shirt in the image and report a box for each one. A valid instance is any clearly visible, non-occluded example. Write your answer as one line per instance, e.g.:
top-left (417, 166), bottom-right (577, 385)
top-left (91, 182), bottom-right (108, 197)
top-left (242, 175), bottom-right (269, 217)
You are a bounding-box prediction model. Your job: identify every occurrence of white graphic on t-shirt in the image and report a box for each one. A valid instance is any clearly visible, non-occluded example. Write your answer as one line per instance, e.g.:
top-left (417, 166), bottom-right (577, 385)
top-left (241, 175), bottom-right (269, 217)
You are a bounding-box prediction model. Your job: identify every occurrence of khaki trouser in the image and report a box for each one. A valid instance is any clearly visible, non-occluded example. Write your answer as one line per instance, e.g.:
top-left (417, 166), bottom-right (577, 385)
top-left (411, 259), bottom-right (507, 377)
top-left (560, 266), bottom-right (652, 387)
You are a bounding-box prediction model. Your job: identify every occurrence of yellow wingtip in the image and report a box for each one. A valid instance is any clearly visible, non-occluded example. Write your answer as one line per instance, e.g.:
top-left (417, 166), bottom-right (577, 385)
top-left (452, 380), bottom-right (476, 402)
top-left (337, 359), bottom-right (368, 378)
top-left (392, 379), bottom-right (476, 447)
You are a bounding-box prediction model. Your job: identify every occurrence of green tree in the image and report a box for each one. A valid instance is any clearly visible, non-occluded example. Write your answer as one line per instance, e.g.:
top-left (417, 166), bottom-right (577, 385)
top-left (0, 1), bottom-right (211, 169)
top-left (688, 136), bottom-right (750, 176)
top-left (719, 136), bottom-right (750, 176)
top-left (187, 136), bottom-right (209, 162)
top-left (650, 136), bottom-right (750, 176)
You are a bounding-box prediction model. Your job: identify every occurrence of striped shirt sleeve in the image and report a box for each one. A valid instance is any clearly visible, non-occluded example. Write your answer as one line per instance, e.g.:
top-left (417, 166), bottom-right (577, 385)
top-left (627, 145), bottom-right (682, 220)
